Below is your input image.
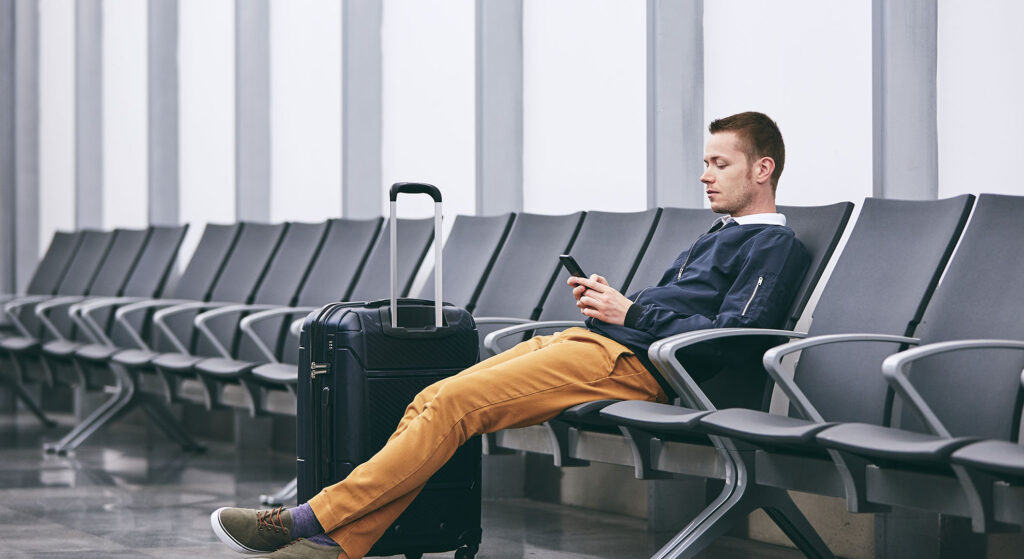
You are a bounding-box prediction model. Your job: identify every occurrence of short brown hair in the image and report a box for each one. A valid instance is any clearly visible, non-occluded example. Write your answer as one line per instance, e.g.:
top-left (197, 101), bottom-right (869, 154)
top-left (708, 112), bottom-right (785, 189)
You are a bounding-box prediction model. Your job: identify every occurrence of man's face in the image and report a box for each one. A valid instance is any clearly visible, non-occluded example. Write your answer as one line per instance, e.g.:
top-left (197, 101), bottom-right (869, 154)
top-left (701, 131), bottom-right (758, 215)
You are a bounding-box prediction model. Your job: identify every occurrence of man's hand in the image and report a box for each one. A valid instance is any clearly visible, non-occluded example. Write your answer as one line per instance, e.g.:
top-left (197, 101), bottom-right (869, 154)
top-left (567, 274), bottom-right (633, 326)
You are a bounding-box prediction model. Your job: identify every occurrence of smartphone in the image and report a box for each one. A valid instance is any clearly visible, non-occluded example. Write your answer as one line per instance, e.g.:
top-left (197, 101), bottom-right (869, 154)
top-left (559, 254), bottom-right (587, 278)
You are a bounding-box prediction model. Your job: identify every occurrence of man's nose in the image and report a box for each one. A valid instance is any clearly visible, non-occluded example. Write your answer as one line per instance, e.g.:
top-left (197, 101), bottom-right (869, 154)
top-left (700, 170), bottom-right (712, 184)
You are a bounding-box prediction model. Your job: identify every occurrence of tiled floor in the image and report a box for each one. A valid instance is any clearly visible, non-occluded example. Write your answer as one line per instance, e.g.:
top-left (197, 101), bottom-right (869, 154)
top-left (0, 410), bottom-right (802, 559)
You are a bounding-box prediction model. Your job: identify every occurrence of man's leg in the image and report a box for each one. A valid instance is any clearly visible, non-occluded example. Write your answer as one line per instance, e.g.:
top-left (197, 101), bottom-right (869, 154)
top-left (310, 328), bottom-right (666, 558)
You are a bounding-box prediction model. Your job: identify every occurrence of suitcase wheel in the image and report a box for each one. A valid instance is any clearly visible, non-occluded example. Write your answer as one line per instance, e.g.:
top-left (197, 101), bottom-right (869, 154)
top-left (404, 554), bottom-right (422, 559)
top-left (454, 545), bottom-right (478, 559)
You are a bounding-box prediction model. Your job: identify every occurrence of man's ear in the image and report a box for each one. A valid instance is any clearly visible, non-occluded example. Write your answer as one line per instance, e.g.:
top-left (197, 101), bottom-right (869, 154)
top-left (754, 156), bottom-right (775, 185)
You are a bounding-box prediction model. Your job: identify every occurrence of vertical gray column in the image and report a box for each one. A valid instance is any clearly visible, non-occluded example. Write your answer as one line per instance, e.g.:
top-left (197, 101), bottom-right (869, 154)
top-left (76, 0), bottom-right (102, 229)
top-left (475, 0), bottom-right (522, 216)
top-left (149, 0), bottom-right (179, 226)
top-left (872, 0), bottom-right (938, 200)
top-left (0, 0), bottom-right (15, 294)
top-left (236, 0), bottom-right (270, 222)
top-left (342, 0), bottom-right (382, 219)
top-left (647, 0), bottom-right (704, 209)
top-left (14, 0), bottom-right (38, 292)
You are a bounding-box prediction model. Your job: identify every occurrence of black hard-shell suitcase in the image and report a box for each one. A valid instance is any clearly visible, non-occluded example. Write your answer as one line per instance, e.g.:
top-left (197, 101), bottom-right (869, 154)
top-left (297, 183), bottom-right (482, 559)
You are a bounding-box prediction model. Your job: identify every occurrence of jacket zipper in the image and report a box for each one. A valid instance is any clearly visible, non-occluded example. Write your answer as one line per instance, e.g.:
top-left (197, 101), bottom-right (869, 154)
top-left (742, 276), bottom-right (764, 316)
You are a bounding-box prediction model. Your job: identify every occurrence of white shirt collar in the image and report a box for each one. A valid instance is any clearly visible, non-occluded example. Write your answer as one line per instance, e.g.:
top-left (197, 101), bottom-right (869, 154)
top-left (728, 213), bottom-right (787, 226)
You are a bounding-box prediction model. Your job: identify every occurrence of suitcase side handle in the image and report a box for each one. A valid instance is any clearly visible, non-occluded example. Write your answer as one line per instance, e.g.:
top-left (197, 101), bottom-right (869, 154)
top-left (389, 182), bottom-right (443, 329)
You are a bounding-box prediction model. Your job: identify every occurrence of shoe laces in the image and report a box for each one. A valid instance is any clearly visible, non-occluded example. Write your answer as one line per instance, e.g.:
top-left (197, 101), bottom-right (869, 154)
top-left (256, 507), bottom-right (289, 535)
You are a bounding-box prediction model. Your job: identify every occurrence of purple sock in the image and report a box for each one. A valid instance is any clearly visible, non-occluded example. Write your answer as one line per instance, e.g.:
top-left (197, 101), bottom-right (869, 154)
top-left (288, 503), bottom-right (325, 539)
top-left (307, 533), bottom-right (340, 547)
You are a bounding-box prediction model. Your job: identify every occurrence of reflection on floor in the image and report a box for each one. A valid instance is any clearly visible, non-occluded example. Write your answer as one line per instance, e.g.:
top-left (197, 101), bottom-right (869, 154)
top-left (0, 411), bottom-right (803, 558)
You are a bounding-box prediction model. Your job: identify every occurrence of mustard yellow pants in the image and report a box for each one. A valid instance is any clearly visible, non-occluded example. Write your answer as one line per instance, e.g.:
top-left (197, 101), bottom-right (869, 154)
top-left (307, 327), bottom-right (667, 558)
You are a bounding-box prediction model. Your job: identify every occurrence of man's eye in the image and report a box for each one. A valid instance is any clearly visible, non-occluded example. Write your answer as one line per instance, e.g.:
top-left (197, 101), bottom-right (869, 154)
top-left (716, 164), bottom-right (727, 169)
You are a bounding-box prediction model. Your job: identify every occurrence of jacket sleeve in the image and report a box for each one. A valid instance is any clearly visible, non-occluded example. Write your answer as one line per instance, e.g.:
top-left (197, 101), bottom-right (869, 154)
top-left (624, 230), bottom-right (809, 340)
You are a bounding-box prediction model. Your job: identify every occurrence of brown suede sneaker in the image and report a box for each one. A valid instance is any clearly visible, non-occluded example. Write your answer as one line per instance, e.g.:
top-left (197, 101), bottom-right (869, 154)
top-left (254, 539), bottom-right (348, 558)
top-left (210, 506), bottom-right (294, 554)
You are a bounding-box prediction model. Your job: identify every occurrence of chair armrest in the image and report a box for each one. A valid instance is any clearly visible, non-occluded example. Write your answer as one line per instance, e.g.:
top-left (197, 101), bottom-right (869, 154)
top-left (69, 296), bottom-right (147, 345)
top-left (34, 295), bottom-right (88, 341)
top-left (648, 328), bottom-right (807, 410)
top-left (482, 320), bottom-right (586, 357)
top-left (3, 295), bottom-right (54, 337)
top-left (239, 306), bottom-right (318, 364)
top-left (113, 298), bottom-right (195, 351)
top-left (193, 303), bottom-right (282, 359)
top-left (882, 339), bottom-right (1024, 438)
top-left (152, 301), bottom-right (232, 355)
top-left (762, 333), bottom-right (919, 423)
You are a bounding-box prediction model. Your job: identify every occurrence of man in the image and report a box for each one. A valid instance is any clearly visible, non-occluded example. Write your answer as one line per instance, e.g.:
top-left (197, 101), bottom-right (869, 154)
top-left (210, 111), bottom-right (810, 559)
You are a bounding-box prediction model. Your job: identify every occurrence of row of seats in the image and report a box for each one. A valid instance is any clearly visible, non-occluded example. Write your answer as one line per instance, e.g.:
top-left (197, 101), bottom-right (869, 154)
top-left (5, 196), bottom-right (1022, 558)
top-left (487, 194), bottom-right (1024, 558)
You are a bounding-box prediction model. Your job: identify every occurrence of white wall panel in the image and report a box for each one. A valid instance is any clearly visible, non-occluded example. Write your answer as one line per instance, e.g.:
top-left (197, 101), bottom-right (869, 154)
top-left (704, 0), bottom-right (872, 209)
top-left (522, 0), bottom-right (646, 214)
top-left (38, 0), bottom-right (75, 250)
top-left (937, 0), bottom-right (1024, 198)
top-left (102, 0), bottom-right (148, 229)
top-left (269, 0), bottom-right (342, 223)
top-left (381, 0), bottom-right (474, 220)
top-left (178, 0), bottom-right (235, 263)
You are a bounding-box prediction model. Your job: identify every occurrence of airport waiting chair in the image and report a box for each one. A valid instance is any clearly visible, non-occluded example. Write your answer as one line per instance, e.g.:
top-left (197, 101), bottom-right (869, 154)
top-left (39, 225), bottom-right (188, 389)
top-left (0, 230), bottom-right (87, 419)
top-left (0, 229), bottom-right (121, 424)
top-left (0, 230), bottom-right (84, 334)
top-left (41, 222), bottom-right (282, 454)
top-left (809, 193), bottom-right (1024, 534)
top-left (47, 223), bottom-right (243, 453)
top-left (599, 195), bottom-right (975, 559)
top-left (148, 221), bottom-right (331, 410)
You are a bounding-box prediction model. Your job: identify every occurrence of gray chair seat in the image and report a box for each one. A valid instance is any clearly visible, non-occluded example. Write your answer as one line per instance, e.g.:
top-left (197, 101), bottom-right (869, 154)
top-left (151, 352), bottom-right (203, 372)
top-left (74, 343), bottom-right (120, 362)
top-left (816, 422), bottom-right (979, 463)
top-left (42, 340), bottom-right (79, 358)
top-left (951, 440), bottom-right (1024, 479)
top-left (251, 362), bottom-right (298, 385)
top-left (1, 336), bottom-right (38, 352)
top-left (194, 357), bottom-right (256, 379)
top-left (699, 408), bottom-right (836, 447)
top-left (557, 399), bottom-right (622, 423)
top-left (111, 348), bottom-right (159, 367)
top-left (598, 400), bottom-right (711, 434)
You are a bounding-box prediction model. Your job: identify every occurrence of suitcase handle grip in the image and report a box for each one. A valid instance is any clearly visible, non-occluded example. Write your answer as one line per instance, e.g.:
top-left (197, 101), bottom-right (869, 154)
top-left (390, 182), bottom-right (442, 203)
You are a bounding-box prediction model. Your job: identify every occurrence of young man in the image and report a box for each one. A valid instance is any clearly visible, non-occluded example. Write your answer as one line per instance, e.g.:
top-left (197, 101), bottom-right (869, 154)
top-left (210, 111), bottom-right (810, 559)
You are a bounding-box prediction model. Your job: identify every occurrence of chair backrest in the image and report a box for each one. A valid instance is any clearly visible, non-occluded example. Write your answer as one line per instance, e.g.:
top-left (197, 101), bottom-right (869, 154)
top-left (206, 222), bottom-right (288, 304)
top-left (24, 231), bottom-right (84, 296)
top-left (121, 225), bottom-right (189, 298)
top-left (697, 202), bottom-right (855, 410)
top-left (170, 223), bottom-right (244, 301)
top-left (417, 213), bottom-right (516, 311)
top-left (347, 218), bottom-right (435, 301)
top-left (622, 208), bottom-right (719, 293)
top-left (895, 194), bottom-right (1024, 441)
top-left (537, 209), bottom-right (661, 322)
top-left (790, 196), bottom-right (975, 424)
top-left (85, 229), bottom-right (151, 298)
top-left (295, 217), bottom-right (383, 306)
top-left (250, 221), bottom-right (330, 306)
top-left (471, 212), bottom-right (585, 320)
top-left (54, 230), bottom-right (116, 297)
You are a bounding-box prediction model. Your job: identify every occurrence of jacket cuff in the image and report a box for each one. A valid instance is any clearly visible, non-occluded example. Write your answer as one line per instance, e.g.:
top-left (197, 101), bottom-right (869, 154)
top-left (624, 304), bottom-right (643, 329)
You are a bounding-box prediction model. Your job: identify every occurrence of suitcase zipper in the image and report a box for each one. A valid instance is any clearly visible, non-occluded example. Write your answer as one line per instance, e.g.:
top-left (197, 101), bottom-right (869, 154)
top-left (311, 361), bottom-right (330, 378)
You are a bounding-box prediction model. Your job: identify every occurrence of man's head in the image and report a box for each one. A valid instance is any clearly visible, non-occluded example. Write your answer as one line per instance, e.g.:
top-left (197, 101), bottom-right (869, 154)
top-left (701, 112), bottom-right (785, 217)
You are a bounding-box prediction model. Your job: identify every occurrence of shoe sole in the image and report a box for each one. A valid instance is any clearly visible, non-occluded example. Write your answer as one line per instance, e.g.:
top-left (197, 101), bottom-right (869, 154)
top-left (210, 507), bottom-right (264, 554)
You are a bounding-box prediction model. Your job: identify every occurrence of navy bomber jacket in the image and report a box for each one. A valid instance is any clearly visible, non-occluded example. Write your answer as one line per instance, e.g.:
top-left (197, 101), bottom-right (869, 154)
top-left (587, 217), bottom-right (810, 391)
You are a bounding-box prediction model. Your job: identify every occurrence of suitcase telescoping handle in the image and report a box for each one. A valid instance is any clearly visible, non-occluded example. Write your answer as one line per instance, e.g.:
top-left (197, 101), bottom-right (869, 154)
top-left (389, 182), bottom-right (443, 329)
